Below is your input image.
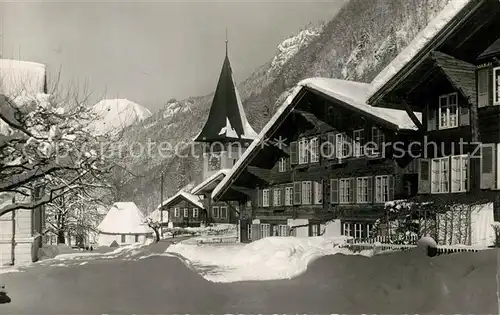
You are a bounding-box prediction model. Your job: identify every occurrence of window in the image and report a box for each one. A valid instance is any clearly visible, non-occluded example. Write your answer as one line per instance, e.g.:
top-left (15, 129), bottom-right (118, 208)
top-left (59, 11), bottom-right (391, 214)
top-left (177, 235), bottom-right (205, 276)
top-left (298, 138), bottom-right (309, 164)
top-left (367, 224), bottom-right (374, 238)
top-left (213, 206), bottom-right (219, 218)
top-left (121, 235), bottom-right (126, 243)
top-left (314, 181), bottom-right (323, 205)
top-left (174, 208), bottom-right (180, 217)
top-left (343, 223), bottom-right (352, 237)
top-left (370, 127), bottom-right (385, 155)
top-left (431, 157), bottom-right (450, 193)
top-left (336, 133), bottom-right (351, 158)
top-left (339, 178), bottom-right (351, 204)
top-left (356, 177), bottom-right (370, 203)
top-left (438, 93), bottom-right (458, 129)
top-left (494, 67), bottom-right (500, 105)
top-left (301, 181), bottom-right (312, 204)
top-left (311, 224), bottom-right (319, 237)
top-left (135, 234), bottom-right (139, 242)
top-left (278, 225), bottom-right (289, 236)
top-left (354, 223), bottom-right (363, 239)
top-left (183, 208), bottom-right (188, 218)
top-left (278, 157), bottom-right (287, 172)
top-left (285, 186), bottom-right (293, 206)
top-left (335, 133), bottom-right (344, 158)
top-left (262, 189), bottom-right (270, 207)
top-left (261, 224), bottom-right (271, 238)
top-left (451, 155), bottom-right (468, 193)
top-left (273, 188), bottom-right (282, 206)
top-left (375, 175), bottom-right (391, 203)
top-left (353, 129), bottom-right (365, 157)
top-left (220, 206), bottom-right (227, 219)
top-left (193, 208), bottom-right (199, 218)
top-left (310, 137), bottom-right (319, 163)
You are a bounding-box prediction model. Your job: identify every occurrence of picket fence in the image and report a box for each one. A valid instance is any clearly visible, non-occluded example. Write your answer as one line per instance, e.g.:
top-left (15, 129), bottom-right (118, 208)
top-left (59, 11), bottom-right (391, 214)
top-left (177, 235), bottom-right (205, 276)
top-left (343, 236), bottom-right (485, 256)
top-left (196, 236), bottom-right (239, 246)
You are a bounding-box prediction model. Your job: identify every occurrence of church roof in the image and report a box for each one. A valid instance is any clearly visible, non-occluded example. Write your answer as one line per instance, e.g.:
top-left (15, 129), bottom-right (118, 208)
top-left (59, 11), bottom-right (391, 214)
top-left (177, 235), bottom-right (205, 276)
top-left (193, 47), bottom-right (257, 143)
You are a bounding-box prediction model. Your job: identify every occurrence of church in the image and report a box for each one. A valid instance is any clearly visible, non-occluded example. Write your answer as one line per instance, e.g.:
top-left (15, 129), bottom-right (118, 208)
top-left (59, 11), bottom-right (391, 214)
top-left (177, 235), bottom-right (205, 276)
top-left (160, 38), bottom-right (257, 228)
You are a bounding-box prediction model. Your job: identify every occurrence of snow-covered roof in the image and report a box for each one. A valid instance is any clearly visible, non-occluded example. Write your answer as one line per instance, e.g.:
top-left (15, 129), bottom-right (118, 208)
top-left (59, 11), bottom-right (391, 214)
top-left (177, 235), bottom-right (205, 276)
top-left (301, 78), bottom-right (421, 130)
top-left (190, 169), bottom-right (230, 195)
top-left (212, 77), bottom-right (422, 200)
top-left (98, 202), bottom-right (152, 234)
top-left (157, 191), bottom-right (205, 210)
top-left (88, 98), bottom-right (152, 135)
top-left (0, 59), bottom-right (47, 97)
top-left (368, 0), bottom-right (472, 101)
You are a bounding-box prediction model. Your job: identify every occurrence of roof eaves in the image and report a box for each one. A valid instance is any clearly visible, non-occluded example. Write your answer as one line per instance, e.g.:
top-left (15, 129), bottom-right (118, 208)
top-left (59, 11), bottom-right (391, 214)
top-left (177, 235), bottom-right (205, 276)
top-left (368, 0), bottom-right (482, 106)
top-left (304, 86), bottom-right (400, 131)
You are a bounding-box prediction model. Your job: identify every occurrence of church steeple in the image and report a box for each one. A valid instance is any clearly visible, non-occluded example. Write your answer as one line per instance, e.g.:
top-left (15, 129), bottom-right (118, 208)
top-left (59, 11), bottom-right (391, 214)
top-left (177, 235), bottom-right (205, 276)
top-left (193, 34), bottom-right (257, 143)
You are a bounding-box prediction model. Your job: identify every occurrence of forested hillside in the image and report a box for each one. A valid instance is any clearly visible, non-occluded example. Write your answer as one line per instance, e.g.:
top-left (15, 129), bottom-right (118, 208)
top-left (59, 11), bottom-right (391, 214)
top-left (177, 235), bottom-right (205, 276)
top-left (119, 0), bottom-right (451, 213)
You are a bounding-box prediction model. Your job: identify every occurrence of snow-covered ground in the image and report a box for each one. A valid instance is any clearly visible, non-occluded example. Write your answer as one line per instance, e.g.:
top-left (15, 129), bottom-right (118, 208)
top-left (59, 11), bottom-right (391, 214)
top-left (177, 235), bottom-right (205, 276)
top-left (165, 236), bottom-right (372, 283)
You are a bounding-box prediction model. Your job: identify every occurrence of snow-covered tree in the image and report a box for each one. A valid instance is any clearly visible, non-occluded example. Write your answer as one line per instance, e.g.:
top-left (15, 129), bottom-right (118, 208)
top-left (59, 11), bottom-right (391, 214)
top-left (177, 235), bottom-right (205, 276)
top-left (0, 90), bottom-right (113, 216)
top-left (45, 191), bottom-right (105, 244)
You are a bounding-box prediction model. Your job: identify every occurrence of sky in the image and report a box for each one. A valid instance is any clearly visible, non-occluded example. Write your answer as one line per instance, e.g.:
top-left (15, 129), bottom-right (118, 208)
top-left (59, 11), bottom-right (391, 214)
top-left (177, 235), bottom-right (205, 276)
top-left (0, 1), bottom-right (347, 112)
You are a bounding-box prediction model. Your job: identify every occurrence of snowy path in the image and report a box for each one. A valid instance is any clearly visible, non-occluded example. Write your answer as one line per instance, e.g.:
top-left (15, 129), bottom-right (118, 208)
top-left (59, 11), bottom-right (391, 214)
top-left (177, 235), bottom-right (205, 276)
top-left (0, 241), bottom-right (497, 314)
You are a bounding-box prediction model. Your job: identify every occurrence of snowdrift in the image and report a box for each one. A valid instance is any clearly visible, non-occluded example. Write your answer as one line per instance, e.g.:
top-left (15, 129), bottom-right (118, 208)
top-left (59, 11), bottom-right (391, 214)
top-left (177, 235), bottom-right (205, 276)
top-left (297, 249), bottom-right (497, 314)
top-left (165, 236), bottom-right (370, 282)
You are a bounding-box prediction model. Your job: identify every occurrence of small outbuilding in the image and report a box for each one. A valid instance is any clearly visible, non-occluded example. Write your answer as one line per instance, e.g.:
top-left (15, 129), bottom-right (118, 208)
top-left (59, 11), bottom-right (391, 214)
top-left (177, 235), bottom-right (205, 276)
top-left (97, 202), bottom-right (152, 247)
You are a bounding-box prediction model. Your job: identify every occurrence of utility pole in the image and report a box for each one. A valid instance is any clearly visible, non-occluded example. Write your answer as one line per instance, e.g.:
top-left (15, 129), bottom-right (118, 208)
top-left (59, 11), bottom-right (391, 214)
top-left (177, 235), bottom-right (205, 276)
top-left (160, 172), bottom-right (164, 238)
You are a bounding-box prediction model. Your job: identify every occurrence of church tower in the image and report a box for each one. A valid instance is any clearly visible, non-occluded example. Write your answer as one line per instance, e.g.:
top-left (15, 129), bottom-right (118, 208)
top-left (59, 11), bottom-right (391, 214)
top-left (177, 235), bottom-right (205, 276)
top-left (193, 36), bottom-right (257, 180)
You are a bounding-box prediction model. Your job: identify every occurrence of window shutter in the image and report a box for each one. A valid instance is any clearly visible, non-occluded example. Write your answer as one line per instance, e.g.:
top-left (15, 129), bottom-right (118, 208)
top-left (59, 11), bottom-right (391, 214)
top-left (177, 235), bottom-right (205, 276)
top-left (330, 179), bottom-right (338, 204)
top-left (327, 132), bottom-right (336, 159)
top-left (293, 182), bottom-right (302, 205)
top-left (281, 185), bottom-right (286, 206)
top-left (367, 177), bottom-right (373, 203)
top-left (459, 103), bottom-right (470, 126)
top-left (258, 189), bottom-right (263, 207)
top-left (388, 175), bottom-right (395, 201)
top-left (349, 178), bottom-right (355, 203)
top-left (481, 144), bottom-right (496, 189)
top-left (290, 141), bottom-right (298, 165)
top-left (427, 105), bottom-right (437, 131)
top-left (418, 159), bottom-right (430, 193)
top-left (478, 68), bottom-right (490, 107)
top-left (489, 67), bottom-right (495, 106)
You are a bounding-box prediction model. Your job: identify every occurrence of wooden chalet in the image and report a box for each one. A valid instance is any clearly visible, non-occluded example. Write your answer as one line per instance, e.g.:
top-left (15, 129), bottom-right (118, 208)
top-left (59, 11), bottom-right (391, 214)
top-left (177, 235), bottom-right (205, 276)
top-left (363, 0), bottom-right (500, 246)
top-left (188, 39), bottom-right (257, 225)
top-left (213, 0), bottom-right (500, 246)
top-left (212, 78), bottom-right (422, 241)
top-left (367, 0), bottom-right (500, 206)
top-left (159, 191), bottom-right (206, 228)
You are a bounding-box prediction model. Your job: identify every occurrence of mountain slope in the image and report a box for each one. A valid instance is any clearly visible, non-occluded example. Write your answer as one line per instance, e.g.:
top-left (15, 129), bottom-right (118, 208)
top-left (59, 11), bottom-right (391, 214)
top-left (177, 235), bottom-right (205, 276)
top-left (121, 0), bottom-right (451, 212)
top-left (89, 98), bottom-right (152, 135)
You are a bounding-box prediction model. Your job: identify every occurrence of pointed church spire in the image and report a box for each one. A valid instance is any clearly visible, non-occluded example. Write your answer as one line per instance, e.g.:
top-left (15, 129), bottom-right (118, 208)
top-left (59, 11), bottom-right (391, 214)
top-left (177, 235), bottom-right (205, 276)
top-left (192, 32), bottom-right (257, 144)
top-left (225, 28), bottom-right (228, 56)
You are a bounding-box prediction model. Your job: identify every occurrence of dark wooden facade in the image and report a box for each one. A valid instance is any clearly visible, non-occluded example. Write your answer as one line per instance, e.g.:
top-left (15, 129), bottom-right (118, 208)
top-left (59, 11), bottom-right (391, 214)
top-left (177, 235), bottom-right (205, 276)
top-left (218, 87), bottom-right (420, 238)
top-left (162, 196), bottom-right (205, 228)
top-left (368, 0), bottom-right (500, 211)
